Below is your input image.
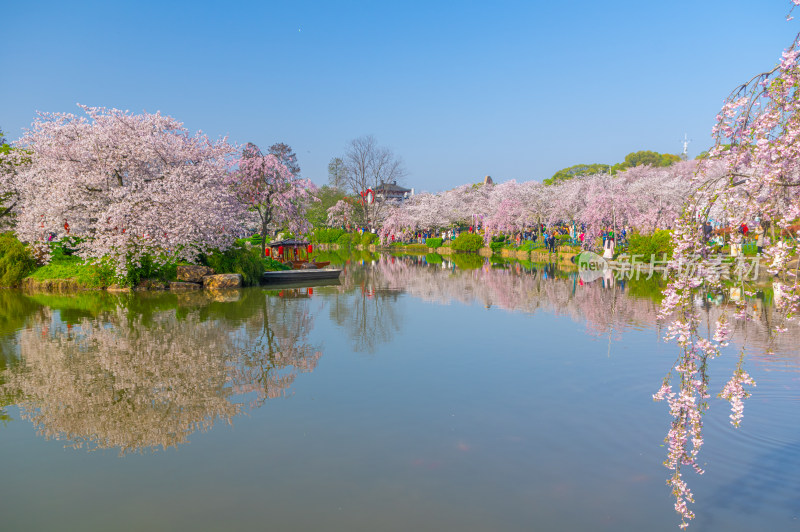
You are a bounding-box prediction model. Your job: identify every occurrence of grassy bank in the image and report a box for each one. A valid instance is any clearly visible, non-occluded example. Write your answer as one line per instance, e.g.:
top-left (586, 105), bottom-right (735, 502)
top-left (1, 234), bottom-right (292, 290)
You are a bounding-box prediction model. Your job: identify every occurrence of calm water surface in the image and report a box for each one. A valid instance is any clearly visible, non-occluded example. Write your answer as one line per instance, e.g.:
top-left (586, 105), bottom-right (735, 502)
top-left (1, 254), bottom-right (799, 531)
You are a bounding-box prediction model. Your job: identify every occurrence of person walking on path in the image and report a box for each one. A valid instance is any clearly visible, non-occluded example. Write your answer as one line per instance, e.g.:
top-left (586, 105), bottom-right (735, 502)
top-left (603, 226), bottom-right (615, 259)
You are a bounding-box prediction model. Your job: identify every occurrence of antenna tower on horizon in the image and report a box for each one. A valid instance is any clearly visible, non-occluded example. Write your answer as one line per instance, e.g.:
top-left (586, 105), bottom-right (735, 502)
top-left (681, 133), bottom-right (691, 160)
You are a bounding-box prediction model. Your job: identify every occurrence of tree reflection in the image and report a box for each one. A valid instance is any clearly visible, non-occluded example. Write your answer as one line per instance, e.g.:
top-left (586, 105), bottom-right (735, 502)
top-left (1, 256), bottom-right (794, 460)
top-left (326, 259), bottom-right (403, 353)
top-left (0, 290), bottom-right (44, 425)
top-left (230, 293), bottom-right (322, 407)
top-left (360, 255), bottom-right (798, 355)
top-left (2, 292), bottom-right (321, 454)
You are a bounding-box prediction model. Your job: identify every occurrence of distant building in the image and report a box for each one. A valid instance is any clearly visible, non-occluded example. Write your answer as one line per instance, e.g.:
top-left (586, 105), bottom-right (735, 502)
top-left (374, 180), bottom-right (413, 202)
top-left (483, 175), bottom-right (493, 185)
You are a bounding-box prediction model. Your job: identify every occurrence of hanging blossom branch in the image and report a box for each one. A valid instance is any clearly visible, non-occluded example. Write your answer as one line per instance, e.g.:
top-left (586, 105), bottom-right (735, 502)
top-left (653, 9), bottom-right (800, 527)
top-left (718, 351), bottom-right (756, 428)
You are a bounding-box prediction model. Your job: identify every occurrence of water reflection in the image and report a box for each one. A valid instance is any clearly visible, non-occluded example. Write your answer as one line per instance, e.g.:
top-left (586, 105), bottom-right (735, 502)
top-left (1, 291), bottom-right (321, 454)
top-left (231, 292), bottom-right (322, 407)
top-left (326, 260), bottom-right (403, 354)
top-left (341, 255), bottom-right (800, 358)
top-left (0, 253), bottom-right (797, 530)
top-left (0, 254), bottom-right (796, 457)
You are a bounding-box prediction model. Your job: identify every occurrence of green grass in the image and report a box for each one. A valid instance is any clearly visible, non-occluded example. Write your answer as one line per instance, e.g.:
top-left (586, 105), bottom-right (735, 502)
top-left (27, 255), bottom-right (113, 288)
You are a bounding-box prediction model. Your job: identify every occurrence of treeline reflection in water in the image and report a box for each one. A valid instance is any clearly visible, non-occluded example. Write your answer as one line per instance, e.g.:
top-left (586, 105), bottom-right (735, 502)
top-left (336, 254), bottom-right (798, 362)
top-left (0, 253), bottom-right (795, 455)
top-left (0, 289), bottom-right (321, 454)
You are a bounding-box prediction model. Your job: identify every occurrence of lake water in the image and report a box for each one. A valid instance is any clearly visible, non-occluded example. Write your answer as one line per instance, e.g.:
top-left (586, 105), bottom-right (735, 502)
top-left (1, 253), bottom-right (799, 531)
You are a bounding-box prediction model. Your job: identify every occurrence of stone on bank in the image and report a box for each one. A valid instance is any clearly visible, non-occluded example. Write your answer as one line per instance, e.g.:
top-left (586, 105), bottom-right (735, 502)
top-left (202, 274), bottom-right (243, 289)
top-left (177, 265), bottom-right (215, 283)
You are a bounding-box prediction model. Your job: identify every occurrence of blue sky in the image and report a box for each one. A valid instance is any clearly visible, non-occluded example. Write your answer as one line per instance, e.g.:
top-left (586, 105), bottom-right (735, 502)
top-left (1, 1), bottom-right (796, 192)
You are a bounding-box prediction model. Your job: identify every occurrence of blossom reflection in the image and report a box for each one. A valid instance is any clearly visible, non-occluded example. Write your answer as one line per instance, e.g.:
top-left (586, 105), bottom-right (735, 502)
top-left (3, 293), bottom-right (321, 454)
top-left (356, 255), bottom-right (799, 356)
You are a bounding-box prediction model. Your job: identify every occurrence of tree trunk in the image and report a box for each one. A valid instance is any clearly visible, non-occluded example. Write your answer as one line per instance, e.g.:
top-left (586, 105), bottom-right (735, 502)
top-left (258, 206), bottom-right (272, 259)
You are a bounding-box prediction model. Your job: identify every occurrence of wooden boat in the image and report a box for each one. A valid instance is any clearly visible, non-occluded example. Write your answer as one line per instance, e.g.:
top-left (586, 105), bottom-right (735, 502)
top-left (262, 277), bottom-right (342, 290)
top-left (262, 268), bottom-right (342, 284)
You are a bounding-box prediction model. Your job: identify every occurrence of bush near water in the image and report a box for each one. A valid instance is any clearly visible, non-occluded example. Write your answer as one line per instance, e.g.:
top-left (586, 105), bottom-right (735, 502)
top-left (451, 233), bottom-right (484, 252)
top-left (626, 230), bottom-right (674, 259)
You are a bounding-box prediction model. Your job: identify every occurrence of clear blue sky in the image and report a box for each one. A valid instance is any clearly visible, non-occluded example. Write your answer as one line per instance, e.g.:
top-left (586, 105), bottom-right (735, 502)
top-left (1, 1), bottom-right (796, 192)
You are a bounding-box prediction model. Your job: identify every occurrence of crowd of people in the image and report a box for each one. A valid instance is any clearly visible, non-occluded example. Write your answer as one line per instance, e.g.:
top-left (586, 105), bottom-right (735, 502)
top-left (345, 217), bottom-right (776, 263)
top-left (378, 220), bottom-right (631, 255)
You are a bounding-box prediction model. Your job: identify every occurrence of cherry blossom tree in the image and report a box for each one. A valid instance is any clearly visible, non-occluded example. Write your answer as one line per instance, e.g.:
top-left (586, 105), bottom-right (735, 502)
top-left (227, 142), bottom-right (316, 256)
top-left (13, 105), bottom-right (244, 277)
top-left (625, 161), bottom-right (697, 233)
top-left (484, 181), bottom-right (527, 236)
top-left (326, 198), bottom-right (355, 228)
top-left (0, 144), bottom-right (29, 225)
top-left (371, 167), bottom-right (698, 247)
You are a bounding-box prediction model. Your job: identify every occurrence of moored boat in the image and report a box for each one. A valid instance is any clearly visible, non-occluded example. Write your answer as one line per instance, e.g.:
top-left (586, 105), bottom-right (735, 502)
top-left (262, 268), bottom-right (342, 283)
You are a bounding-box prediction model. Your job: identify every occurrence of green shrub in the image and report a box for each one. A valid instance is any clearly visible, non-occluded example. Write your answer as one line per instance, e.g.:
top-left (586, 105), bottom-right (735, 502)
top-left (336, 232), bottom-right (353, 247)
top-left (313, 228), bottom-right (346, 243)
top-left (122, 254), bottom-right (177, 287)
top-left (451, 233), bottom-right (484, 252)
top-left (361, 232), bottom-right (377, 245)
top-left (425, 237), bottom-right (443, 248)
top-left (246, 234), bottom-right (264, 246)
top-left (263, 257), bottom-right (292, 271)
top-left (518, 241), bottom-right (543, 251)
top-left (51, 235), bottom-right (83, 257)
top-left (201, 244), bottom-right (265, 286)
top-left (490, 241), bottom-right (504, 254)
top-left (742, 242), bottom-right (758, 256)
top-left (311, 250), bottom-right (348, 265)
top-left (0, 233), bottom-right (36, 287)
top-left (627, 230), bottom-right (674, 259)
